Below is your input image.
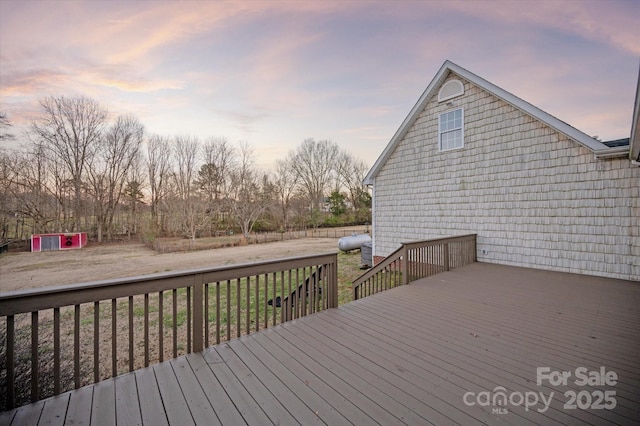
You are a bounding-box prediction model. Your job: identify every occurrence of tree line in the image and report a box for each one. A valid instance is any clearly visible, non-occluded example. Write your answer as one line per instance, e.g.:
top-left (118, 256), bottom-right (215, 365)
top-left (0, 97), bottom-right (371, 245)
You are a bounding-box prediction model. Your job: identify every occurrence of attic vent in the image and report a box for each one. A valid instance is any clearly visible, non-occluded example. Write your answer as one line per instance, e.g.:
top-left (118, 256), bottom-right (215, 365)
top-left (438, 79), bottom-right (464, 102)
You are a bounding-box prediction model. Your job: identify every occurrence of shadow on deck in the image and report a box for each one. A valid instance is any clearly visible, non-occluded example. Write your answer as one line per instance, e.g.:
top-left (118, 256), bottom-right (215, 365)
top-left (2, 263), bottom-right (639, 425)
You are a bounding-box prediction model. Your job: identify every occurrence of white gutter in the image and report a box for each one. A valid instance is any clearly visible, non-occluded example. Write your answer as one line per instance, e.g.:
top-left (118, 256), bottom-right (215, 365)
top-left (594, 147), bottom-right (631, 160)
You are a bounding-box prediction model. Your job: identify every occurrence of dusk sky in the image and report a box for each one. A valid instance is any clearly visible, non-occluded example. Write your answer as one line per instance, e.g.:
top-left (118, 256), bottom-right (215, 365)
top-left (1, 0), bottom-right (639, 169)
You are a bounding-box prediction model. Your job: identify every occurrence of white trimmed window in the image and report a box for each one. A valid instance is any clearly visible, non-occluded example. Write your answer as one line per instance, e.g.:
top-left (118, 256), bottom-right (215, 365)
top-left (439, 108), bottom-right (464, 151)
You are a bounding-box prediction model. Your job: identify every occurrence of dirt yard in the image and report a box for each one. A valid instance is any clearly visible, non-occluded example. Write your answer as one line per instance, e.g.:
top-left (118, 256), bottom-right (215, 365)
top-left (0, 230), bottom-right (365, 293)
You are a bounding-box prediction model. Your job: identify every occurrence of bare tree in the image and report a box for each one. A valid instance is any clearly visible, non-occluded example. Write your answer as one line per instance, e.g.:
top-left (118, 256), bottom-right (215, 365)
top-left (172, 135), bottom-right (206, 246)
top-left (31, 96), bottom-right (107, 230)
top-left (11, 143), bottom-right (56, 234)
top-left (86, 114), bottom-right (144, 241)
top-left (336, 151), bottom-right (371, 219)
top-left (146, 134), bottom-right (173, 236)
top-left (0, 148), bottom-right (18, 239)
top-left (272, 158), bottom-right (298, 231)
top-left (289, 138), bottom-right (339, 227)
top-left (196, 137), bottom-right (235, 233)
top-left (226, 143), bottom-right (268, 238)
top-left (124, 153), bottom-right (145, 240)
top-left (0, 112), bottom-right (15, 141)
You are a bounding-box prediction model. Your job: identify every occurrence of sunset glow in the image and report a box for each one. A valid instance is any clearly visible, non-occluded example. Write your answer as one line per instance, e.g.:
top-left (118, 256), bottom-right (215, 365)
top-left (1, 0), bottom-right (638, 168)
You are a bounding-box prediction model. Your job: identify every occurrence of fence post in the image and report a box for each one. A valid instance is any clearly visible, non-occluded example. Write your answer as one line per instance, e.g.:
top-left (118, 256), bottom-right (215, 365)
top-left (193, 274), bottom-right (204, 353)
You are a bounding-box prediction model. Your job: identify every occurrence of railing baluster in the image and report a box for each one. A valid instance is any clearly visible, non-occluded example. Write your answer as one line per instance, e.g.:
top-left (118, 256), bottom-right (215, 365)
top-left (128, 296), bottom-right (134, 372)
top-left (236, 278), bottom-right (241, 338)
top-left (172, 289), bottom-right (178, 358)
top-left (280, 271), bottom-right (285, 324)
top-left (216, 282), bottom-right (221, 344)
top-left (74, 305), bottom-right (80, 388)
top-left (254, 275), bottom-right (259, 332)
top-left (93, 302), bottom-right (99, 383)
top-left (53, 307), bottom-right (60, 395)
top-left (444, 243), bottom-right (450, 271)
top-left (226, 280), bottom-right (231, 341)
top-left (204, 284), bottom-right (209, 348)
top-left (186, 287), bottom-right (191, 353)
top-left (31, 311), bottom-right (38, 402)
top-left (145, 293), bottom-right (150, 365)
top-left (159, 291), bottom-right (164, 362)
top-left (272, 272), bottom-right (276, 326)
top-left (111, 298), bottom-right (117, 378)
top-left (193, 276), bottom-right (203, 353)
top-left (246, 278), bottom-right (250, 335)
top-left (318, 266), bottom-right (323, 311)
top-left (286, 270), bottom-right (292, 321)
top-left (6, 314), bottom-right (15, 409)
top-left (301, 268), bottom-right (307, 317)
top-left (294, 269), bottom-right (299, 319)
top-left (263, 274), bottom-right (268, 328)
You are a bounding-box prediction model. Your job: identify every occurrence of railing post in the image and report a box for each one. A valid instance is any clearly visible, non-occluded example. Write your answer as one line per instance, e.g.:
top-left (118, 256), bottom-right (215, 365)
top-left (472, 235), bottom-right (477, 262)
top-left (193, 274), bottom-right (204, 353)
top-left (402, 244), bottom-right (409, 286)
top-left (444, 243), bottom-right (450, 271)
top-left (331, 254), bottom-right (338, 308)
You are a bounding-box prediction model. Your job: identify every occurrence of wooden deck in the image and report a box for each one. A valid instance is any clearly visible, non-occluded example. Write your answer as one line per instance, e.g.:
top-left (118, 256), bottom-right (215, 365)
top-left (1, 263), bottom-right (639, 425)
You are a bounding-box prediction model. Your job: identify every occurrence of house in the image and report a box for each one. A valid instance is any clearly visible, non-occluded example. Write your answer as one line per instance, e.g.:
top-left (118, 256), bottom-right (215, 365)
top-left (364, 60), bottom-right (639, 281)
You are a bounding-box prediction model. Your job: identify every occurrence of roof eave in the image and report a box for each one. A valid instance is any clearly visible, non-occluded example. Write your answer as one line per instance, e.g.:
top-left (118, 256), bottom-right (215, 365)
top-left (363, 60), bottom-right (613, 184)
top-left (629, 62), bottom-right (640, 162)
top-left (363, 61), bottom-right (454, 185)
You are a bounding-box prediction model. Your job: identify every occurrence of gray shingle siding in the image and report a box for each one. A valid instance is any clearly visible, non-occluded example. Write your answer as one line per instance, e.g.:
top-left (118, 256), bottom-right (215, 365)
top-left (373, 76), bottom-right (639, 281)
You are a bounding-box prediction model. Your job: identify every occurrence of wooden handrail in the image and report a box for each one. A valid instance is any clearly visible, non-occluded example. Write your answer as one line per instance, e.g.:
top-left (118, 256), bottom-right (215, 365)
top-left (0, 252), bottom-right (338, 411)
top-left (352, 234), bottom-right (476, 300)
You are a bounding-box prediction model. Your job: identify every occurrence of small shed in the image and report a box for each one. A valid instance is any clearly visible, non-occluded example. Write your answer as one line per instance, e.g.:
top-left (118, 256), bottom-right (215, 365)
top-left (31, 232), bottom-right (87, 252)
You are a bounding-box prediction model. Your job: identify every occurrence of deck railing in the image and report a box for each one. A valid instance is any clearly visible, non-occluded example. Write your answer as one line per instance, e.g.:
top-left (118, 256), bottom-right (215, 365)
top-left (0, 253), bottom-right (338, 411)
top-left (352, 234), bottom-right (476, 300)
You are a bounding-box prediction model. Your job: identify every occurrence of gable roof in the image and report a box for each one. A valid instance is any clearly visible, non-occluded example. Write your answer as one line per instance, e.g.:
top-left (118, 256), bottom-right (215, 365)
top-left (630, 62), bottom-right (640, 163)
top-left (364, 60), bottom-right (622, 185)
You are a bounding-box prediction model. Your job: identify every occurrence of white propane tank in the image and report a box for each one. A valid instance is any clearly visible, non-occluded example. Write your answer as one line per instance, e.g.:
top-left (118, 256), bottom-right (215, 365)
top-left (338, 233), bottom-right (372, 252)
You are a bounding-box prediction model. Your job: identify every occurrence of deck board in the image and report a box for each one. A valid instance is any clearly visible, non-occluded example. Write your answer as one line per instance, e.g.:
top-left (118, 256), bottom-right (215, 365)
top-left (90, 377), bottom-right (115, 425)
top-left (227, 338), bottom-right (328, 425)
top-left (201, 346), bottom-right (270, 425)
top-left (114, 374), bottom-right (142, 426)
top-left (134, 366), bottom-right (168, 426)
top-left (214, 343), bottom-right (297, 425)
top-left (39, 393), bottom-right (69, 426)
top-left (183, 352), bottom-right (246, 426)
top-left (273, 324), bottom-right (408, 425)
top-left (169, 356), bottom-right (218, 426)
top-left (153, 360), bottom-right (194, 425)
top-left (4, 263), bottom-right (640, 425)
top-left (252, 330), bottom-right (375, 424)
top-left (10, 400), bottom-right (44, 426)
top-left (64, 384), bottom-right (93, 425)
